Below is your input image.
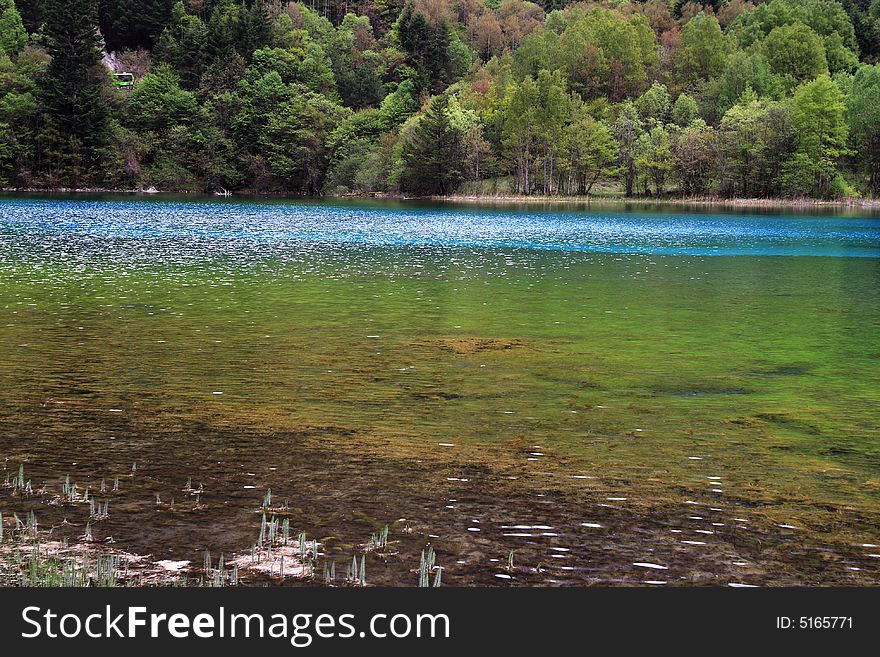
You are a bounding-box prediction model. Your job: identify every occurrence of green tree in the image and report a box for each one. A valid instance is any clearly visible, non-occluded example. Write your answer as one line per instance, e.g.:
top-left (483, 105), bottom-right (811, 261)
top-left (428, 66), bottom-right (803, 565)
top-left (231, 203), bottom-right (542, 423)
top-left (613, 101), bottom-right (644, 197)
top-left (127, 63), bottom-right (198, 131)
top-left (671, 93), bottom-right (700, 127)
top-left (0, 0), bottom-right (27, 55)
top-left (635, 82), bottom-right (671, 125)
top-left (400, 94), bottom-right (464, 195)
top-left (503, 76), bottom-right (539, 193)
top-left (396, 3), bottom-right (452, 92)
top-left (707, 51), bottom-right (782, 120)
top-left (731, 0), bottom-right (859, 72)
top-left (560, 108), bottom-right (618, 195)
top-left (636, 124), bottom-right (674, 195)
top-left (846, 64), bottom-right (880, 194)
top-left (783, 74), bottom-right (849, 197)
top-left (676, 12), bottom-right (728, 83)
top-left (38, 0), bottom-right (112, 185)
top-left (11, 0), bottom-right (39, 32)
top-left (761, 23), bottom-right (828, 91)
top-left (99, 0), bottom-right (175, 52)
top-left (718, 92), bottom-right (797, 197)
top-left (673, 119), bottom-right (718, 195)
top-left (155, 2), bottom-right (208, 88)
top-left (533, 68), bottom-right (570, 194)
top-left (262, 89), bottom-right (347, 194)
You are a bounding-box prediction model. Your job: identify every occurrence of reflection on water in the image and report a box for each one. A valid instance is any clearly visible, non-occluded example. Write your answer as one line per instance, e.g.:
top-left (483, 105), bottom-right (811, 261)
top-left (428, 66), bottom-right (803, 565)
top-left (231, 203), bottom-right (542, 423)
top-left (1, 196), bottom-right (879, 585)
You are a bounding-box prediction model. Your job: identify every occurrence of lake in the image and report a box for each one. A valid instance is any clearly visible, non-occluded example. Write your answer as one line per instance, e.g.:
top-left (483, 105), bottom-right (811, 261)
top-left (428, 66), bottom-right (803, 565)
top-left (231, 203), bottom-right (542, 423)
top-left (1, 195), bottom-right (879, 586)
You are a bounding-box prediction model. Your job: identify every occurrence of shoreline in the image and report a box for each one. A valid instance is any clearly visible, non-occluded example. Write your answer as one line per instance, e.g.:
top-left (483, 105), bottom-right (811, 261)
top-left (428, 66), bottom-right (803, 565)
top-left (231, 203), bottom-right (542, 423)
top-left (3, 187), bottom-right (880, 210)
top-left (432, 194), bottom-right (880, 210)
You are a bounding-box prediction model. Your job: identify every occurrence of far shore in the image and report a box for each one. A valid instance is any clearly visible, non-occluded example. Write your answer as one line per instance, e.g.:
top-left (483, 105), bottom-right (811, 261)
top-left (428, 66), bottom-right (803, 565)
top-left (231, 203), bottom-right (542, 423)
top-left (432, 193), bottom-right (880, 210)
top-left (3, 187), bottom-right (880, 210)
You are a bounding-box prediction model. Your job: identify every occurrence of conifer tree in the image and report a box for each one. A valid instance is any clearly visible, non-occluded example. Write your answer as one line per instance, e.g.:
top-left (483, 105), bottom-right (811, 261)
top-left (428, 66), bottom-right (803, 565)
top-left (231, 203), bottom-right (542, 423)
top-left (99, 0), bottom-right (176, 52)
top-left (39, 0), bottom-right (112, 185)
top-left (400, 94), bottom-right (463, 195)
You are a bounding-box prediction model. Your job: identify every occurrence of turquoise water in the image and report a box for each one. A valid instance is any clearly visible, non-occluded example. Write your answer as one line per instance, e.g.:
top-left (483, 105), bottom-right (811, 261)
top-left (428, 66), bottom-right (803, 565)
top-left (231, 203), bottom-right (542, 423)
top-left (1, 197), bottom-right (878, 257)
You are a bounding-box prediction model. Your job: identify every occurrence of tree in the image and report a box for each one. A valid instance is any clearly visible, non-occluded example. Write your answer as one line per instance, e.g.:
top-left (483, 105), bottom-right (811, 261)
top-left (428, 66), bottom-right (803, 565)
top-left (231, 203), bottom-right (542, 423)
top-left (708, 51), bottom-right (782, 120)
top-left (636, 124), bottom-right (674, 195)
top-left (396, 2), bottom-right (452, 92)
top-left (784, 74), bottom-right (849, 197)
top-left (0, 0), bottom-right (27, 55)
top-left (718, 92), bottom-right (797, 197)
top-left (263, 90), bottom-right (347, 194)
top-left (155, 2), bottom-right (208, 88)
top-left (99, 0), bottom-right (175, 52)
top-left (673, 119), bottom-right (717, 194)
top-left (635, 82), bottom-right (671, 125)
top-left (671, 93), bottom-right (699, 127)
top-left (846, 64), bottom-right (880, 194)
top-left (503, 76), bottom-right (539, 193)
top-left (566, 8), bottom-right (657, 101)
top-left (560, 108), bottom-right (618, 195)
top-left (731, 0), bottom-right (859, 60)
top-left (676, 12), bottom-right (728, 83)
top-left (761, 23), bottom-right (828, 91)
top-left (533, 68), bottom-right (570, 194)
top-left (400, 94), bottom-right (464, 195)
top-left (127, 63), bottom-right (198, 131)
top-left (329, 14), bottom-right (384, 109)
top-left (11, 0), bottom-right (39, 32)
top-left (38, 0), bottom-right (112, 185)
top-left (613, 101), bottom-right (643, 197)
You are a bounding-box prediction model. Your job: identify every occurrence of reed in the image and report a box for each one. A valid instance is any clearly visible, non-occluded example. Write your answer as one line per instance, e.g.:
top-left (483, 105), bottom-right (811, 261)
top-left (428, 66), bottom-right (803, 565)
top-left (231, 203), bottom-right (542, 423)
top-left (369, 525), bottom-right (390, 550)
top-left (418, 546), bottom-right (440, 587)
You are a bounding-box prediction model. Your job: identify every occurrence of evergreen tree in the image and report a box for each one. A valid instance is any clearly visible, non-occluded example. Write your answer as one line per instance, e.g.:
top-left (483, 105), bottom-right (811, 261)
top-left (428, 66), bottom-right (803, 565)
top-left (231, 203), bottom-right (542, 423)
top-left (0, 0), bottom-right (27, 55)
top-left (400, 94), bottom-right (463, 195)
top-left (12, 0), bottom-right (39, 32)
top-left (242, 0), bottom-right (273, 57)
top-left (39, 0), bottom-right (112, 185)
top-left (154, 2), bottom-right (208, 88)
top-left (396, 3), bottom-right (451, 92)
top-left (99, 0), bottom-right (176, 52)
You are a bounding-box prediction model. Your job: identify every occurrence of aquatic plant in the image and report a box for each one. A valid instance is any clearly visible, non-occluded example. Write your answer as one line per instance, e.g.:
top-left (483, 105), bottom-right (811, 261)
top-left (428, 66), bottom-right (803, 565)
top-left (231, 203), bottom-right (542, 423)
top-left (369, 525), bottom-right (390, 550)
top-left (418, 546), bottom-right (438, 587)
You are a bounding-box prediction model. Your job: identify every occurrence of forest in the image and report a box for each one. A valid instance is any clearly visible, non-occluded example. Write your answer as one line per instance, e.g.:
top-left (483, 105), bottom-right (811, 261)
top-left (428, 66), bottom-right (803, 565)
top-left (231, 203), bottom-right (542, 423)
top-left (0, 0), bottom-right (879, 198)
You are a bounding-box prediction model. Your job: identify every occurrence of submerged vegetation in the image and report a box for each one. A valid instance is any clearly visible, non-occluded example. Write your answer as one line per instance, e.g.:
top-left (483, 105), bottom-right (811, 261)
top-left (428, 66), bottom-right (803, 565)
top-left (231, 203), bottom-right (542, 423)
top-left (1, 0), bottom-right (880, 198)
top-left (0, 461), bottom-right (445, 586)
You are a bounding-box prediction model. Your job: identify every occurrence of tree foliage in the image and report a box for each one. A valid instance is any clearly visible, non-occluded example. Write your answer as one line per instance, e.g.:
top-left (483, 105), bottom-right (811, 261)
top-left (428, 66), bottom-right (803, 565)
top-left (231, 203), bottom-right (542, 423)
top-left (0, 0), bottom-right (875, 198)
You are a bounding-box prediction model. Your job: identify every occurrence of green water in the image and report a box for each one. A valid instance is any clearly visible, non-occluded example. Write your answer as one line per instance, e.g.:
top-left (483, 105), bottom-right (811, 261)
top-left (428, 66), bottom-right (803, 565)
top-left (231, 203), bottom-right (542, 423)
top-left (1, 197), bottom-right (879, 585)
